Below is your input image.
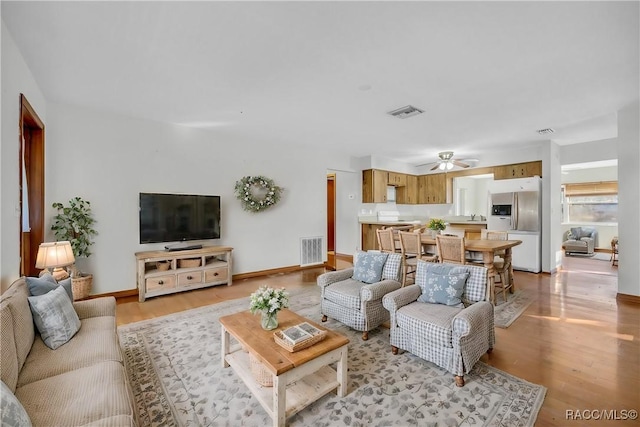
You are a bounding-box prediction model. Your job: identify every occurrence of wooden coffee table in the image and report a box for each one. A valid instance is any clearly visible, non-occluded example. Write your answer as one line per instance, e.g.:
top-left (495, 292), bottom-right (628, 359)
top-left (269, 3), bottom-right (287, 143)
top-left (220, 309), bottom-right (349, 427)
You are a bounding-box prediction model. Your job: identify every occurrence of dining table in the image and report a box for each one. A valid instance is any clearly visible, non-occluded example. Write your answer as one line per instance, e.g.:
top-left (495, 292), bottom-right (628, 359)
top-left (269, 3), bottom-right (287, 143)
top-left (397, 234), bottom-right (522, 305)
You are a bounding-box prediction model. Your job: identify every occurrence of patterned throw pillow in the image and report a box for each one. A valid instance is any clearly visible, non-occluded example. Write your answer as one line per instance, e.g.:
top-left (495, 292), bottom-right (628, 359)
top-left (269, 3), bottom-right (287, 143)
top-left (1, 380), bottom-right (32, 426)
top-left (416, 261), bottom-right (469, 306)
top-left (28, 285), bottom-right (81, 350)
top-left (26, 273), bottom-right (73, 300)
top-left (352, 251), bottom-right (389, 284)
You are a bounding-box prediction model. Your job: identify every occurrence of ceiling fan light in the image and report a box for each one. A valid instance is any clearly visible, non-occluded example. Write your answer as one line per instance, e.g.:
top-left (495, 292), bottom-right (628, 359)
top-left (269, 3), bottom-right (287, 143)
top-left (438, 162), bottom-right (446, 170)
top-left (446, 162), bottom-right (454, 170)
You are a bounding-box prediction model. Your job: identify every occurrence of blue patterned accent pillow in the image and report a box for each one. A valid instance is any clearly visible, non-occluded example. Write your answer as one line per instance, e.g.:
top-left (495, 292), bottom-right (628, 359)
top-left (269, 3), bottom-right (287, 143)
top-left (416, 261), bottom-right (469, 306)
top-left (28, 285), bottom-right (81, 350)
top-left (26, 273), bottom-right (73, 300)
top-left (353, 251), bottom-right (389, 284)
top-left (1, 380), bottom-right (32, 426)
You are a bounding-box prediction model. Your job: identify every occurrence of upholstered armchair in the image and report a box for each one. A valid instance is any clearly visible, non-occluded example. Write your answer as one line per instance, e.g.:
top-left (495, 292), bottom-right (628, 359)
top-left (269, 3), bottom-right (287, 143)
top-left (382, 260), bottom-right (494, 387)
top-left (563, 226), bottom-right (597, 255)
top-left (318, 251), bottom-right (402, 340)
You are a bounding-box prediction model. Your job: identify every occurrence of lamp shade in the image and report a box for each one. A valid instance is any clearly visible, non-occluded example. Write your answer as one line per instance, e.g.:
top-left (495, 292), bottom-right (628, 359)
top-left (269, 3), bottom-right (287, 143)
top-left (35, 241), bottom-right (75, 269)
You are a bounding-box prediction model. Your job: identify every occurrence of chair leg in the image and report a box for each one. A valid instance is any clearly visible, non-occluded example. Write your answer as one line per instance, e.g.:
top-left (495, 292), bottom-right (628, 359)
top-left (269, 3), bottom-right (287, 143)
top-left (391, 346), bottom-right (398, 355)
top-left (487, 348), bottom-right (493, 354)
top-left (321, 315), bottom-right (327, 322)
top-left (362, 331), bottom-right (369, 341)
top-left (455, 375), bottom-right (465, 387)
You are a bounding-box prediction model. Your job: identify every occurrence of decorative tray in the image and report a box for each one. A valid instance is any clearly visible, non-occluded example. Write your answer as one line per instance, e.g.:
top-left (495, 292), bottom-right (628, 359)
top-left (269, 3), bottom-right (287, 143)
top-left (273, 327), bottom-right (327, 352)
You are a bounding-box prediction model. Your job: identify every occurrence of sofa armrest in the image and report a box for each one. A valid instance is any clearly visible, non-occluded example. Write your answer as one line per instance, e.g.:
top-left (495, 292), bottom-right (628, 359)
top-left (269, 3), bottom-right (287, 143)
top-left (317, 268), bottom-right (354, 289)
top-left (73, 296), bottom-right (116, 319)
top-left (382, 285), bottom-right (422, 313)
top-left (580, 237), bottom-right (595, 253)
top-left (452, 301), bottom-right (493, 338)
top-left (361, 279), bottom-right (402, 302)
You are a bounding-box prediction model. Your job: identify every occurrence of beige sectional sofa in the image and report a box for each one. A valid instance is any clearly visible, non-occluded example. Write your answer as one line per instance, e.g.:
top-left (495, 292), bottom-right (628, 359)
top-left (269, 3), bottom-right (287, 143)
top-left (1, 277), bottom-right (136, 426)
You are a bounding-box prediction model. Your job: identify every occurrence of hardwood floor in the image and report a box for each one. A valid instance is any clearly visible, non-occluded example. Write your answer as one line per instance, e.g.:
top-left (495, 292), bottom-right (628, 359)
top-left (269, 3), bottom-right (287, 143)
top-left (116, 256), bottom-right (639, 426)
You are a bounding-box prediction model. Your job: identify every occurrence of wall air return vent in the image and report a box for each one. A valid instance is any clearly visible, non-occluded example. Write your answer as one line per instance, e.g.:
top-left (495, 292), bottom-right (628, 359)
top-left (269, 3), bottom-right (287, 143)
top-left (537, 128), bottom-right (555, 135)
top-left (387, 105), bottom-right (424, 119)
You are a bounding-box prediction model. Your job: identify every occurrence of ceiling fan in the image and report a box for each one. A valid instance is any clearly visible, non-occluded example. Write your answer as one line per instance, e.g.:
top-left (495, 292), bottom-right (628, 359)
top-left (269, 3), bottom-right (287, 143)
top-left (417, 151), bottom-right (477, 171)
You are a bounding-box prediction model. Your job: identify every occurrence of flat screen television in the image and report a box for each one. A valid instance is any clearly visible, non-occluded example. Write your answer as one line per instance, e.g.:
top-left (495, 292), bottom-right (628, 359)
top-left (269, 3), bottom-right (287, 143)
top-left (139, 193), bottom-right (221, 244)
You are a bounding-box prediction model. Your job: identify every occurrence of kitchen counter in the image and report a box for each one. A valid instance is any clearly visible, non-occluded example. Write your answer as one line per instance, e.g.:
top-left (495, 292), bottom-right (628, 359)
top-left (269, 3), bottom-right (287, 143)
top-left (447, 220), bottom-right (487, 225)
top-left (358, 220), bottom-right (423, 226)
top-left (360, 221), bottom-right (423, 251)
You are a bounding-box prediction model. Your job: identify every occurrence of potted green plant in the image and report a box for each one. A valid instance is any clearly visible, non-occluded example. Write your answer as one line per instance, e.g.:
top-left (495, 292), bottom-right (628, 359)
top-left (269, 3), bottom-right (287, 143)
top-left (51, 197), bottom-right (97, 299)
top-left (427, 218), bottom-right (447, 237)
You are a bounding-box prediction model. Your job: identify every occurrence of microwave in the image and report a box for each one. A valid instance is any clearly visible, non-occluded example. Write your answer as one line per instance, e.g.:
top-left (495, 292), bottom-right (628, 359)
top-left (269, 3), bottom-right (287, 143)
top-left (491, 204), bottom-right (512, 216)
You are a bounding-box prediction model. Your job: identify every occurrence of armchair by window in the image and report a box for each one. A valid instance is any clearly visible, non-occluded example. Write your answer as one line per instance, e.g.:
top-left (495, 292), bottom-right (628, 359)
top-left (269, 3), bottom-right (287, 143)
top-left (318, 251), bottom-right (402, 340)
top-left (562, 226), bottom-right (597, 255)
top-left (382, 260), bottom-right (494, 387)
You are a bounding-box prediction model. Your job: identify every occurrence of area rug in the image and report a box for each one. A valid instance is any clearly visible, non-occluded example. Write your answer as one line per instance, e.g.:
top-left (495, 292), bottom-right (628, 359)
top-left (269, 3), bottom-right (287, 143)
top-left (118, 286), bottom-right (546, 427)
top-left (493, 290), bottom-right (533, 328)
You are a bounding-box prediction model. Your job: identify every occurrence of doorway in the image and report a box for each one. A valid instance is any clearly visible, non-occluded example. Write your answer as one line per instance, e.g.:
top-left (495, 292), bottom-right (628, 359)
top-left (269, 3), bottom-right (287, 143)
top-left (19, 94), bottom-right (45, 277)
top-left (326, 174), bottom-right (336, 270)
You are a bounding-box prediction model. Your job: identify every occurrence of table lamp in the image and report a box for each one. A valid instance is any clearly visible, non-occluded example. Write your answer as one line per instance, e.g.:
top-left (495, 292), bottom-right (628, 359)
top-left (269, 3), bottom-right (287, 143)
top-left (35, 241), bottom-right (75, 280)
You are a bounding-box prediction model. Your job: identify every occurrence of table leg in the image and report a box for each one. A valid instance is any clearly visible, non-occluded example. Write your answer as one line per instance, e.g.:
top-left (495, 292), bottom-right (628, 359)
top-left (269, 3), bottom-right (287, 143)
top-left (221, 325), bottom-right (229, 368)
top-left (273, 374), bottom-right (286, 427)
top-left (504, 247), bottom-right (515, 293)
top-left (483, 251), bottom-right (496, 305)
top-left (336, 346), bottom-right (348, 397)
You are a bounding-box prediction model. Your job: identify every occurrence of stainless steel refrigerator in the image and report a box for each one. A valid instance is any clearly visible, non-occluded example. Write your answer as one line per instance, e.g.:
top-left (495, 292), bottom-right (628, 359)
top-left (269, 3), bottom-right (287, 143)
top-left (487, 177), bottom-right (541, 273)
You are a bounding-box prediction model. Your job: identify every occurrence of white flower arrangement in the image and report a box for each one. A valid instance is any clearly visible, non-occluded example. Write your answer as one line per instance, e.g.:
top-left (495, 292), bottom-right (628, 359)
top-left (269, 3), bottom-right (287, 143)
top-left (234, 175), bottom-right (283, 212)
top-left (249, 285), bottom-right (290, 314)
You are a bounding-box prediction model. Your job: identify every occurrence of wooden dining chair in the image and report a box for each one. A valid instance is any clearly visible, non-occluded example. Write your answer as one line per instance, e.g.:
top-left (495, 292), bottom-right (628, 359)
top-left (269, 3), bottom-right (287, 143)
top-left (398, 231), bottom-right (437, 286)
top-left (474, 230), bottom-right (512, 303)
top-left (376, 228), bottom-right (398, 253)
top-left (435, 235), bottom-right (467, 265)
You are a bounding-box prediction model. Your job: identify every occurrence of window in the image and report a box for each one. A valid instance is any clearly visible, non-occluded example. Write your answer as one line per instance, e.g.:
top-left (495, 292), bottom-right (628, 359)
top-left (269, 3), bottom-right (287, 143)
top-left (563, 182), bottom-right (618, 223)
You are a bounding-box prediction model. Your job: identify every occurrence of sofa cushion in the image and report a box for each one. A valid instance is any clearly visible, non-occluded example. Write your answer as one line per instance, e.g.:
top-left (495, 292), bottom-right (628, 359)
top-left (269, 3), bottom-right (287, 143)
top-left (17, 315), bottom-right (121, 387)
top-left (28, 285), bottom-right (81, 350)
top-left (569, 227), bottom-right (582, 240)
top-left (26, 273), bottom-right (73, 300)
top-left (15, 361), bottom-right (135, 427)
top-left (416, 261), bottom-right (488, 304)
top-left (417, 270), bottom-right (469, 306)
top-left (3, 279), bottom-right (35, 373)
top-left (353, 251), bottom-right (388, 283)
top-left (397, 302), bottom-right (462, 347)
top-left (0, 304), bottom-right (19, 392)
top-left (1, 380), bottom-right (32, 427)
top-left (324, 278), bottom-right (364, 310)
top-left (381, 252), bottom-right (402, 282)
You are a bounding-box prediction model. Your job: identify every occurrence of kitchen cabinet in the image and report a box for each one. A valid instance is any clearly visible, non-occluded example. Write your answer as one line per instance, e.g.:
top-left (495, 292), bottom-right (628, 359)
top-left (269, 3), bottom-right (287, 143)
top-left (493, 161), bottom-right (542, 180)
top-left (362, 169), bottom-right (388, 203)
top-left (361, 223), bottom-right (384, 251)
top-left (387, 172), bottom-right (407, 187)
top-left (418, 173), bottom-right (447, 204)
top-left (396, 175), bottom-right (418, 204)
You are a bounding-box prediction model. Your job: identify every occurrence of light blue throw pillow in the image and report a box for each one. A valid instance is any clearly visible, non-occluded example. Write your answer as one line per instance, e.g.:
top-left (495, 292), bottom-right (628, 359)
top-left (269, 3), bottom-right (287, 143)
top-left (28, 285), bottom-right (81, 350)
top-left (26, 273), bottom-right (73, 300)
top-left (416, 261), bottom-right (469, 306)
top-left (1, 380), bottom-right (32, 426)
top-left (353, 251), bottom-right (389, 284)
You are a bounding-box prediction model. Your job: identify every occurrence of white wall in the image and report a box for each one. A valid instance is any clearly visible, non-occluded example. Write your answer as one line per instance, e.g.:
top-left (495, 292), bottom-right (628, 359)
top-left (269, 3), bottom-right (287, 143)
top-left (42, 103), bottom-right (357, 294)
top-left (617, 102), bottom-right (640, 297)
top-left (1, 21), bottom-right (48, 289)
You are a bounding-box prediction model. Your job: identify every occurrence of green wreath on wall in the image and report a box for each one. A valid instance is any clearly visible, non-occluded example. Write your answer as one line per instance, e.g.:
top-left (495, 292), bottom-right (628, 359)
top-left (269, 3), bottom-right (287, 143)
top-left (234, 176), bottom-right (283, 212)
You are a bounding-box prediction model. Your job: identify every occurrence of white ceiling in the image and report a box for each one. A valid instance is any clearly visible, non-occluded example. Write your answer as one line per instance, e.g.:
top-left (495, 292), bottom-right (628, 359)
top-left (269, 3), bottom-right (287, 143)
top-left (2, 1), bottom-right (638, 166)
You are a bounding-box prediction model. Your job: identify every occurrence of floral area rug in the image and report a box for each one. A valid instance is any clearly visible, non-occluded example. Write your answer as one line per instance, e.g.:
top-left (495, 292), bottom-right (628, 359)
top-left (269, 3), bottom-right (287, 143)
top-left (493, 290), bottom-right (533, 328)
top-left (118, 286), bottom-right (545, 427)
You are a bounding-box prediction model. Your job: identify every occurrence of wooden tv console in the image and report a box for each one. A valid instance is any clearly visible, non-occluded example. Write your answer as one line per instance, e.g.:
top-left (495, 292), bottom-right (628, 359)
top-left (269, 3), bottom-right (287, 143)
top-left (135, 246), bottom-right (233, 302)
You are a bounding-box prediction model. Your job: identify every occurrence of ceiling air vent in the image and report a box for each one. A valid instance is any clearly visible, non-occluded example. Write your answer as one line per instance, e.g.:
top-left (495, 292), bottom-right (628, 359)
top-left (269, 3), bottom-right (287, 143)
top-left (537, 128), bottom-right (555, 135)
top-left (387, 105), bottom-right (424, 119)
